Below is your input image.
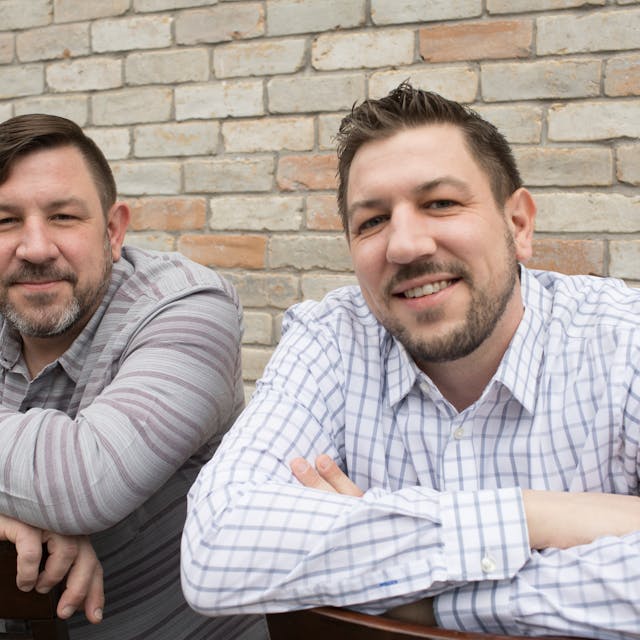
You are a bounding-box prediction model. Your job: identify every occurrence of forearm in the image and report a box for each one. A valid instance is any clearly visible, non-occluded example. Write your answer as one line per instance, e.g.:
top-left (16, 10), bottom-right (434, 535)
top-left (182, 442), bottom-right (530, 615)
top-left (436, 531), bottom-right (640, 638)
top-left (0, 293), bottom-right (242, 533)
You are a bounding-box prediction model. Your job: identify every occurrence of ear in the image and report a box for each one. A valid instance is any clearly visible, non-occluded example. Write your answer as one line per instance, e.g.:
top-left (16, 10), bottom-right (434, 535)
top-left (505, 188), bottom-right (536, 263)
top-left (106, 202), bottom-right (130, 262)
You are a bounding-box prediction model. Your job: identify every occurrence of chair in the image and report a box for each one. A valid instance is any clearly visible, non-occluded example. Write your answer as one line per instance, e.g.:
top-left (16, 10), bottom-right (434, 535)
top-left (0, 541), bottom-right (69, 640)
top-left (267, 606), bottom-right (580, 640)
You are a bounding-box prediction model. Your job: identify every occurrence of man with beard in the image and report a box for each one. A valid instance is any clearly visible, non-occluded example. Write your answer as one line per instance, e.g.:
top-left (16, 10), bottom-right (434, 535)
top-left (182, 83), bottom-right (640, 638)
top-left (0, 114), bottom-right (267, 640)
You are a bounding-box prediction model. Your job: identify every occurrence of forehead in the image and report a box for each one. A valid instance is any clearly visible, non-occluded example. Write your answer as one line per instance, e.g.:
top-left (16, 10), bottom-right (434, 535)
top-left (347, 123), bottom-right (488, 201)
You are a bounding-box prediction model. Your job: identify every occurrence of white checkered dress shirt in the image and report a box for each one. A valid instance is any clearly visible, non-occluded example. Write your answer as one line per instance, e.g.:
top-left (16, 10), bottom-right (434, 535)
top-left (182, 266), bottom-right (640, 639)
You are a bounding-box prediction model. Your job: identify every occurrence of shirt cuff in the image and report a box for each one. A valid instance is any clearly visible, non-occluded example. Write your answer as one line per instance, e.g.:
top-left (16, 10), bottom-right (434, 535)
top-left (435, 579), bottom-right (515, 633)
top-left (439, 487), bottom-right (530, 583)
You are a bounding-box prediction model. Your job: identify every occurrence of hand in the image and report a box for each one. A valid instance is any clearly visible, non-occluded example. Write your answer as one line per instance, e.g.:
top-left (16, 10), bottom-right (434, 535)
top-left (290, 454), bottom-right (363, 496)
top-left (523, 490), bottom-right (640, 549)
top-left (0, 514), bottom-right (104, 623)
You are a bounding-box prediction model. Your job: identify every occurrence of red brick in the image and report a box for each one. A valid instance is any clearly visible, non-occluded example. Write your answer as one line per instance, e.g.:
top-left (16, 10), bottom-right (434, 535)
top-left (277, 154), bottom-right (338, 191)
top-left (306, 194), bottom-right (342, 231)
top-left (419, 20), bottom-right (532, 63)
top-left (178, 234), bottom-right (266, 269)
top-left (128, 197), bottom-right (206, 231)
top-left (528, 238), bottom-right (605, 276)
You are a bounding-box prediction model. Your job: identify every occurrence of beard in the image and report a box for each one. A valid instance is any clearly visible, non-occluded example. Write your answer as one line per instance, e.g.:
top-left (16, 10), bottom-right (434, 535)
top-left (382, 229), bottom-right (519, 364)
top-left (0, 236), bottom-right (113, 338)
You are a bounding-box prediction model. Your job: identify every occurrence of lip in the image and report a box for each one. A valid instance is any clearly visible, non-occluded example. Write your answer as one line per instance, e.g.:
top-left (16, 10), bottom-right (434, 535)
top-left (14, 280), bottom-right (66, 292)
top-left (390, 274), bottom-right (459, 296)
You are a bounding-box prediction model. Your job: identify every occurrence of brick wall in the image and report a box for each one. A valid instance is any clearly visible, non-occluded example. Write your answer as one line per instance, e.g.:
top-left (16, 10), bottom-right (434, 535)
top-left (1, 0), bottom-right (639, 389)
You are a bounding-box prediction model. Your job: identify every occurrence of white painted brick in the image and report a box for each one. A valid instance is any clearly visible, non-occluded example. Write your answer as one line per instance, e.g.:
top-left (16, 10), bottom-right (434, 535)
top-left (1, 0), bottom-right (50, 30)
top-left (84, 127), bottom-right (131, 160)
top-left (176, 81), bottom-right (264, 120)
top-left (47, 58), bottom-right (122, 92)
top-left (224, 271), bottom-right (299, 309)
top-left (488, 0), bottom-right (605, 12)
top-left (112, 161), bottom-right (181, 196)
top-left (124, 231), bottom-right (175, 252)
top-left (369, 67), bottom-right (478, 104)
top-left (175, 4), bottom-right (264, 45)
top-left (534, 193), bottom-right (640, 232)
top-left (223, 117), bottom-right (313, 152)
top-left (617, 144), bottom-right (640, 186)
top-left (318, 113), bottom-right (346, 150)
top-left (241, 346), bottom-right (274, 381)
top-left (372, 0), bottom-right (481, 25)
top-left (482, 59), bottom-right (600, 101)
top-left (14, 95), bottom-right (88, 125)
top-left (267, 0), bottom-right (364, 36)
top-left (0, 104), bottom-right (13, 122)
top-left (184, 157), bottom-right (274, 193)
top-left (0, 34), bottom-right (13, 65)
top-left (515, 147), bottom-right (612, 186)
top-left (54, 0), bottom-right (129, 23)
top-left (301, 273), bottom-right (358, 300)
top-left (17, 24), bottom-right (89, 62)
top-left (214, 38), bottom-right (305, 78)
top-left (474, 105), bottom-right (542, 144)
top-left (92, 88), bottom-right (172, 125)
top-left (242, 311), bottom-right (273, 345)
top-left (270, 235), bottom-right (352, 270)
top-left (209, 195), bottom-right (303, 230)
top-left (537, 9), bottom-right (640, 54)
top-left (313, 29), bottom-right (414, 70)
top-left (268, 73), bottom-right (364, 113)
top-left (92, 16), bottom-right (172, 53)
top-left (135, 0), bottom-right (217, 10)
top-left (605, 53), bottom-right (640, 97)
top-left (548, 100), bottom-right (640, 140)
top-left (134, 121), bottom-right (219, 157)
top-left (0, 65), bottom-right (44, 100)
top-left (610, 241), bottom-right (640, 280)
top-left (126, 49), bottom-right (210, 85)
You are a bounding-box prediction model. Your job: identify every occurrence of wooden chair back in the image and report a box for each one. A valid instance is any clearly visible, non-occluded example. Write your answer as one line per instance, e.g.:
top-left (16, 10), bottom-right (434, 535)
top-left (0, 541), bottom-right (68, 640)
top-left (267, 606), bottom-right (580, 640)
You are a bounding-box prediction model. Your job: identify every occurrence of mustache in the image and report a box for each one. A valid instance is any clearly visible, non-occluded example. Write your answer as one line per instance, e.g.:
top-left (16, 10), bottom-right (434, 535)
top-left (3, 264), bottom-right (77, 286)
top-left (384, 260), bottom-right (471, 296)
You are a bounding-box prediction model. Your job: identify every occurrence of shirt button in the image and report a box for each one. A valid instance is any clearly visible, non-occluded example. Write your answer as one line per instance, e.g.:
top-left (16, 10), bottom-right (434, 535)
top-left (481, 555), bottom-right (497, 573)
top-left (453, 427), bottom-right (465, 440)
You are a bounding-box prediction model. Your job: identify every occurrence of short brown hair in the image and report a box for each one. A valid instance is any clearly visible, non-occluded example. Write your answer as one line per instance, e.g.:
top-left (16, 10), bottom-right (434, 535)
top-left (336, 81), bottom-right (522, 230)
top-left (0, 114), bottom-right (116, 214)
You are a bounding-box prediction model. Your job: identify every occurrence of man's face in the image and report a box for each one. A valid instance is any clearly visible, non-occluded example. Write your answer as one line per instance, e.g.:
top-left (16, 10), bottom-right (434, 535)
top-left (346, 124), bottom-right (533, 369)
top-left (0, 145), bottom-right (125, 340)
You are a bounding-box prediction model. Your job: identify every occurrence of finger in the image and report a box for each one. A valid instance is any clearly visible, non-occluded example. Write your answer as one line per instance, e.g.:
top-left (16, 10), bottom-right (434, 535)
top-left (36, 534), bottom-right (78, 594)
top-left (290, 457), bottom-right (336, 492)
top-left (315, 455), bottom-right (364, 497)
top-left (56, 538), bottom-right (104, 624)
top-left (11, 524), bottom-right (44, 592)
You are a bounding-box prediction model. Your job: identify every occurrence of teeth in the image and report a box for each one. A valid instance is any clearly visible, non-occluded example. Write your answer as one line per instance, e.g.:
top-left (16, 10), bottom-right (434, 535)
top-left (403, 280), bottom-right (452, 298)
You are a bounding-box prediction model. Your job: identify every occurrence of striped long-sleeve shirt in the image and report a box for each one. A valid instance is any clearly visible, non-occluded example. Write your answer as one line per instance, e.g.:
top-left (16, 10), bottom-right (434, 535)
top-left (0, 246), bottom-right (267, 640)
top-left (182, 266), bottom-right (640, 639)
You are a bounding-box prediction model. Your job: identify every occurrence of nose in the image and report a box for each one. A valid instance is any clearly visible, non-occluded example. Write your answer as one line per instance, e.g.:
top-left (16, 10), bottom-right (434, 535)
top-left (386, 205), bottom-right (437, 264)
top-left (15, 218), bottom-right (60, 263)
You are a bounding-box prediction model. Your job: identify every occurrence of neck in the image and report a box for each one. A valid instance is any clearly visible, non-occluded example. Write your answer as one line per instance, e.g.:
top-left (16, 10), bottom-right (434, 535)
top-left (21, 329), bottom-right (81, 379)
top-left (419, 291), bottom-right (525, 412)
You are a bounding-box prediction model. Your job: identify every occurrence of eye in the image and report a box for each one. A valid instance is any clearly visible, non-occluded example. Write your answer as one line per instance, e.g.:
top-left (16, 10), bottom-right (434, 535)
top-left (356, 214), bottom-right (389, 235)
top-left (50, 213), bottom-right (78, 222)
top-left (424, 199), bottom-right (457, 210)
top-left (0, 215), bottom-right (19, 227)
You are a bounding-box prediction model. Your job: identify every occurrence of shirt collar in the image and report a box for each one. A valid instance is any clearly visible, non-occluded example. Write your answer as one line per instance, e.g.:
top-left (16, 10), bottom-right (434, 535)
top-left (383, 265), bottom-right (551, 413)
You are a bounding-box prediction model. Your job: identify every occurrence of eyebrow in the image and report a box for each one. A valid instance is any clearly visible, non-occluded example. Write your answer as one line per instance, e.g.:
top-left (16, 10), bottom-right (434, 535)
top-left (347, 176), bottom-right (472, 220)
top-left (0, 197), bottom-right (90, 215)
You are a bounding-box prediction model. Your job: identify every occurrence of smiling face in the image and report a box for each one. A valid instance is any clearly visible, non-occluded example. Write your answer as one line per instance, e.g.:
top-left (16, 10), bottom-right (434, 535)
top-left (0, 145), bottom-right (129, 343)
top-left (346, 123), bottom-right (535, 371)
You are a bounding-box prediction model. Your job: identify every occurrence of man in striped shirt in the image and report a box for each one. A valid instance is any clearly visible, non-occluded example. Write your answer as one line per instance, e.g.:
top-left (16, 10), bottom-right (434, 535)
top-left (182, 83), bottom-right (640, 638)
top-left (0, 114), bottom-right (266, 640)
